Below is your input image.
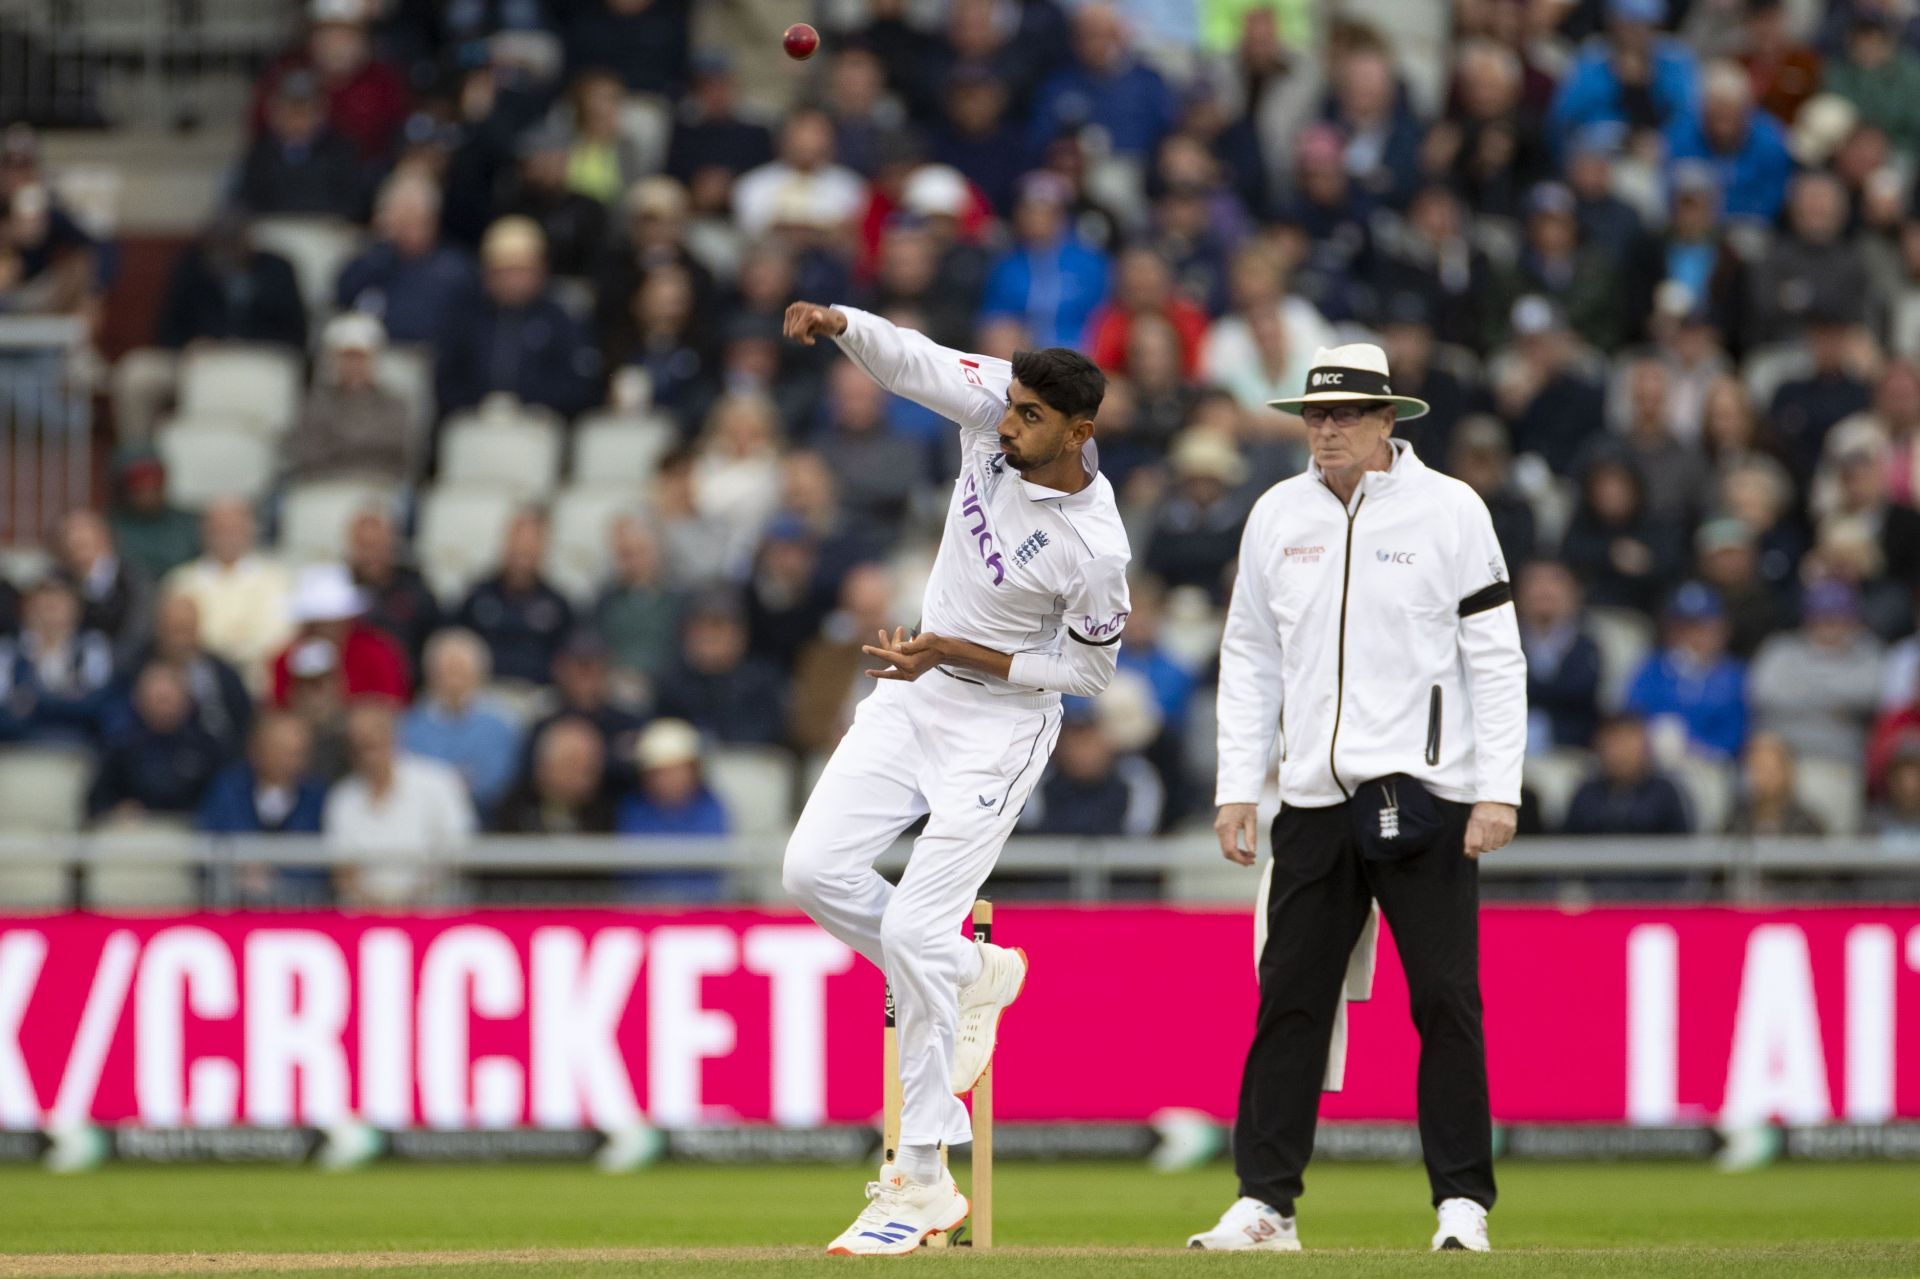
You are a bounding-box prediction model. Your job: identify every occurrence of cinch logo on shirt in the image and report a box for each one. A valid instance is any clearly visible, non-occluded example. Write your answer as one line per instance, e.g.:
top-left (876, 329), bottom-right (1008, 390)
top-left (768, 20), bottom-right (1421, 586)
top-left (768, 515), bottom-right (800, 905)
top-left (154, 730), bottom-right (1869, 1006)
top-left (1080, 610), bottom-right (1128, 640)
top-left (959, 472), bottom-right (1006, 585)
top-left (1013, 529), bottom-right (1050, 566)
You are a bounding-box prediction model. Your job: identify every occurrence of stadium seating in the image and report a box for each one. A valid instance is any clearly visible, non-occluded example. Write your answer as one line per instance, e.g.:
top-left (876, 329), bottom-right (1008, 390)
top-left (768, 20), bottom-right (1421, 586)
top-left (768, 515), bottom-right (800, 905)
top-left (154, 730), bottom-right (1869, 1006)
top-left (546, 487), bottom-right (640, 601)
top-left (0, 747), bottom-right (90, 833)
top-left (377, 344), bottom-right (438, 459)
top-left (157, 422), bottom-right (277, 509)
top-left (438, 416), bottom-right (564, 500)
top-left (415, 485), bottom-right (522, 602)
top-left (1673, 755), bottom-right (1736, 837)
top-left (249, 216), bottom-right (367, 328)
top-left (706, 746), bottom-right (796, 838)
top-left (177, 343), bottom-right (303, 437)
top-left (279, 478), bottom-right (402, 565)
top-left (1794, 756), bottom-right (1866, 837)
top-left (1586, 608), bottom-right (1656, 712)
top-left (569, 410), bottom-right (676, 490)
top-left (1524, 748), bottom-right (1594, 833)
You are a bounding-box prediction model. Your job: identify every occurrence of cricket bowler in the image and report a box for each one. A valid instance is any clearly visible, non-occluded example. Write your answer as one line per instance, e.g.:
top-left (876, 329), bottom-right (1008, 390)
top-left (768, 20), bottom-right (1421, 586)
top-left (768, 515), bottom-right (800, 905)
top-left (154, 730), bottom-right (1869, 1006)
top-left (779, 301), bottom-right (1132, 1255)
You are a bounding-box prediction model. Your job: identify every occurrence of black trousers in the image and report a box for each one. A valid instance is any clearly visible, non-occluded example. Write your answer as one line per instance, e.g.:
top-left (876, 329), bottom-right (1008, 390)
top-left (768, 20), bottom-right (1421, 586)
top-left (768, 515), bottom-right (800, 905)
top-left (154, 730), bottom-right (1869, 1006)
top-left (1233, 798), bottom-right (1496, 1215)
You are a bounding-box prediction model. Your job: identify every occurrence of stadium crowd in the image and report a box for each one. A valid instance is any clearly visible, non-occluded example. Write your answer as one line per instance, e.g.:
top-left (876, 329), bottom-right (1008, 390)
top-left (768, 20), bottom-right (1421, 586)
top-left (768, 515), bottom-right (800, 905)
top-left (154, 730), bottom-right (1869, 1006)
top-left (10, 0), bottom-right (1920, 900)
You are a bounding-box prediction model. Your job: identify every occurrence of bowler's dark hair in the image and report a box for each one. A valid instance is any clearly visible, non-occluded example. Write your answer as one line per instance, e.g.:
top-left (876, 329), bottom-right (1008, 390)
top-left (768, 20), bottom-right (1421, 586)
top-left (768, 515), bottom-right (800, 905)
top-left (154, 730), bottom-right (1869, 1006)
top-left (1012, 347), bottom-right (1107, 422)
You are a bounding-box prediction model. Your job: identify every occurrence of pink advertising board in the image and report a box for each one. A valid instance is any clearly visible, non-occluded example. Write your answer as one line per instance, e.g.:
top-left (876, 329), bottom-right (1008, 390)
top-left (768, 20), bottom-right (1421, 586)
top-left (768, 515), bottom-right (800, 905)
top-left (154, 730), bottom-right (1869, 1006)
top-left (1, 907), bottom-right (1917, 1129)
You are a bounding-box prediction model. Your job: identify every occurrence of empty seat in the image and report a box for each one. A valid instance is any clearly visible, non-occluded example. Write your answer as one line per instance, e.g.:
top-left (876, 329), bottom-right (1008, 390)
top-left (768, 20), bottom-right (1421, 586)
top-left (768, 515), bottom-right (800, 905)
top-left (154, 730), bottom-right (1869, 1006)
top-left (1673, 755), bottom-right (1736, 835)
top-left (280, 479), bottom-right (401, 565)
top-left (1742, 342), bottom-right (1815, 412)
top-left (1794, 755), bottom-right (1865, 836)
top-left (1586, 607), bottom-right (1656, 712)
top-left (547, 487), bottom-right (640, 601)
top-left (706, 746), bottom-right (795, 838)
top-left (377, 344), bottom-right (437, 459)
top-left (84, 822), bottom-right (201, 909)
top-left (0, 748), bottom-right (90, 833)
top-left (571, 411), bottom-right (676, 490)
top-left (439, 418), bottom-right (564, 500)
top-left (251, 215), bottom-right (366, 319)
top-left (415, 485), bottom-right (521, 602)
top-left (158, 424), bottom-right (277, 509)
top-left (178, 343), bottom-right (303, 436)
top-left (1524, 748), bottom-right (1594, 833)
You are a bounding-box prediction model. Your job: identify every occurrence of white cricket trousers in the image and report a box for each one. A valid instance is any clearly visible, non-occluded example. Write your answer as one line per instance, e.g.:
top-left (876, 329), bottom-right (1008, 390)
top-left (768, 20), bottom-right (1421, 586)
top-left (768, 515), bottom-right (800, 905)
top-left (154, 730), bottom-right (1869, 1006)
top-left (783, 670), bottom-right (1062, 1148)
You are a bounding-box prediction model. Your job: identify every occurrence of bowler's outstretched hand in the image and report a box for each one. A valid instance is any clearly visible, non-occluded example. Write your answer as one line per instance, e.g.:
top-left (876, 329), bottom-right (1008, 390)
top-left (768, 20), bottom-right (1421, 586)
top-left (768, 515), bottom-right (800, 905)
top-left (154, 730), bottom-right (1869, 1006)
top-left (783, 301), bottom-right (847, 345)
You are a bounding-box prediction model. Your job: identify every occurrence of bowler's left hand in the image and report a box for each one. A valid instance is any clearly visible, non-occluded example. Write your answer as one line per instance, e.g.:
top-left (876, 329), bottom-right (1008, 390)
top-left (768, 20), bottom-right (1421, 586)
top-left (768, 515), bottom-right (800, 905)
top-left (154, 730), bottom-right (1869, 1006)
top-left (1463, 802), bottom-right (1517, 859)
top-left (862, 627), bottom-right (944, 681)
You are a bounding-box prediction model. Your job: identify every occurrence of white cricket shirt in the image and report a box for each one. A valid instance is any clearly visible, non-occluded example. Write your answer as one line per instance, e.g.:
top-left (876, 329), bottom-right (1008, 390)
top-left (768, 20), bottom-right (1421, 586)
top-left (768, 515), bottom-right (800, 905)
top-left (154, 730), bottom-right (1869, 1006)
top-left (831, 307), bottom-right (1133, 702)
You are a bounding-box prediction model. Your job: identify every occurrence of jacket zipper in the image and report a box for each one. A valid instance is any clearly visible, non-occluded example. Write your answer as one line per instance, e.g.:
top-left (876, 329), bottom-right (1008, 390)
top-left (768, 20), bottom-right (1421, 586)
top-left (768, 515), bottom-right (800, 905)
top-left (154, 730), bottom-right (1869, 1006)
top-left (1426, 684), bottom-right (1442, 767)
top-left (1327, 492), bottom-right (1365, 801)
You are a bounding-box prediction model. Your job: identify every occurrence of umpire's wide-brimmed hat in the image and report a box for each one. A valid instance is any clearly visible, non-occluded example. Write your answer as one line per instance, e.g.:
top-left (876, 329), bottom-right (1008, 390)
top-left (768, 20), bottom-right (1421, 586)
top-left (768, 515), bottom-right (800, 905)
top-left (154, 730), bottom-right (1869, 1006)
top-left (1266, 343), bottom-right (1430, 421)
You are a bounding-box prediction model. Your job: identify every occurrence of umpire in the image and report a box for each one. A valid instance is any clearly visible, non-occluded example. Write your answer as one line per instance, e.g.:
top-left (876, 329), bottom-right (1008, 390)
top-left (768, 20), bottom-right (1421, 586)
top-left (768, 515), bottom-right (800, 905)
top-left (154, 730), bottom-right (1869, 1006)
top-left (1186, 344), bottom-right (1527, 1255)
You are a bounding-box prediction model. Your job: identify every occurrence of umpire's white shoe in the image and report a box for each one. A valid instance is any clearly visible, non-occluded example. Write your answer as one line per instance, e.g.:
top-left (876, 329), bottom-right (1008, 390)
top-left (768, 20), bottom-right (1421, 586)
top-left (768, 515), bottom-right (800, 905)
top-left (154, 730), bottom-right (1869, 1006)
top-left (950, 942), bottom-right (1028, 1095)
top-left (825, 1163), bottom-right (970, 1256)
top-left (1186, 1197), bottom-right (1301, 1251)
top-left (1431, 1197), bottom-right (1490, 1252)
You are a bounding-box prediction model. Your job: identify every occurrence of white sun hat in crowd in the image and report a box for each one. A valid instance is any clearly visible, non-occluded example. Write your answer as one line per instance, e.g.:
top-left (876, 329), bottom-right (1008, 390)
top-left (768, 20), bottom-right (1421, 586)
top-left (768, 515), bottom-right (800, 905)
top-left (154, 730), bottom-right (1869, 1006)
top-left (1265, 343), bottom-right (1431, 421)
top-left (290, 563), bottom-right (369, 624)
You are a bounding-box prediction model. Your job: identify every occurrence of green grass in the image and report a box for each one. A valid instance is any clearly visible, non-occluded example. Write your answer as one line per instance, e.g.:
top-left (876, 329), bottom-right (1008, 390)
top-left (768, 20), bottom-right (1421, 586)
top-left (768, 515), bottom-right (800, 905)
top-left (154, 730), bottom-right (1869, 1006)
top-left (1, 1161), bottom-right (1916, 1277)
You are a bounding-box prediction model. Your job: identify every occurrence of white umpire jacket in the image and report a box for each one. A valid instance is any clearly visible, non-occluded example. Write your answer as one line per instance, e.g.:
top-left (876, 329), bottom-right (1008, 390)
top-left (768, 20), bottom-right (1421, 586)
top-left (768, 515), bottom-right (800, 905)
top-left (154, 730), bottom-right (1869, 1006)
top-left (1218, 439), bottom-right (1527, 1090)
top-left (1216, 438), bottom-right (1527, 811)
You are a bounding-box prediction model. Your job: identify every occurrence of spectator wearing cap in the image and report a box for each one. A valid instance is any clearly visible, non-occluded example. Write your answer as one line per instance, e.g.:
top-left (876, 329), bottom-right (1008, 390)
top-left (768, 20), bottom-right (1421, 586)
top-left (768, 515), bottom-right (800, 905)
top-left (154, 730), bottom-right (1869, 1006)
top-left (562, 0), bottom-right (690, 95)
top-left (1748, 174), bottom-right (1872, 347)
top-left (435, 216), bottom-right (599, 419)
top-left (346, 506), bottom-right (440, 678)
top-left (152, 209), bottom-right (307, 352)
top-left (0, 577), bottom-right (115, 746)
top-left (1028, 3), bottom-right (1175, 160)
top-left (325, 700), bottom-right (475, 905)
top-left (334, 174), bottom-right (479, 349)
top-left (1496, 296), bottom-right (1607, 477)
top-left (663, 51), bottom-right (775, 208)
top-left (1370, 186), bottom-right (1501, 355)
top-left (1694, 517), bottom-right (1790, 659)
top-left (86, 664), bottom-right (224, 826)
top-left (1021, 689), bottom-right (1164, 838)
top-left (812, 361), bottom-right (928, 540)
top-left (614, 718), bottom-right (730, 897)
top-left (1504, 182), bottom-right (1624, 352)
top-left (283, 314), bottom-right (413, 488)
top-left (1446, 417), bottom-right (1536, 569)
top-left (1083, 245), bottom-right (1208, 379)
top-left (1564, 122), bottom-right (1643, 260)
top-left (1516, 561), bottom-right (1603, 753)
top-left (497, 120), bottom-right (610, 279)
top-left (1749, 579), bottom-right (1884, 766)
top-left (1563, 714), bottom-right (1693, 835)
top-left (979, 172), bottom-right (1109, 350)
top-left (122, 590), bottom-right (251, 757)
top-left (164, 499), bottom-right (295, 690)
top-left (1665, 59), bottom-right (1793, 223)
top-left (1768, 305), bottom-right (1874, 479)
top-left (235, 69), bottom-right (367, 219)
top-left (525, 630), bottom-right (645, 797)
top-left (594, 516), bottom-right (684, 680)
top-left (653, 590), bottom-right (786, 746)
top-left (1562, 454), bottom-right (1685, 615)
top-left (1624, 582), bottom-right (1749, 760)
top-left (267, 563), bottom-right (411, 708)
top-left (456, 509), bottom-right (575, 685)
top-left (251, 0), bottom-right (409, 161)
top-left (196, 710), bottom-right (329, 836)
top-left (107, 452), bottom-right (200, 581)
top-left (730, 107), bottom-right (866, 240)
top-left (1145, 432), bottom-right (1251, 603)
top-left (1824, 10), bottom-right (1920, 156)
top-left (931, 66), bottom-right (1031, 217)
top-left (1725, 732), bottom-right (1825, 837)
top-left (495, 716), bottom-right (617, 835)
top-left (57, 509), bottom-right (151, 668)
top-left (400, 628), bottom-right (522, 815)
top-left (1546, 0), bottom-right (1700, 157)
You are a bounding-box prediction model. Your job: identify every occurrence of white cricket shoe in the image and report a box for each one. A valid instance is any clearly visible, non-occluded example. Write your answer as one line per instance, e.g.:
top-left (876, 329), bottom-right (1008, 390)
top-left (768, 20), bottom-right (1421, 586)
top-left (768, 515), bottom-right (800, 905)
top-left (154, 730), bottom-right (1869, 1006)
top-left (1186, 1196), bottom-right (1301, 1251)
top-left (1431, 1197), bottom-right (1490, 1252)
top-left (824, 1162), bottom-right (970, 1256)
top-left (950, 942), bottom-right (1028, 1095)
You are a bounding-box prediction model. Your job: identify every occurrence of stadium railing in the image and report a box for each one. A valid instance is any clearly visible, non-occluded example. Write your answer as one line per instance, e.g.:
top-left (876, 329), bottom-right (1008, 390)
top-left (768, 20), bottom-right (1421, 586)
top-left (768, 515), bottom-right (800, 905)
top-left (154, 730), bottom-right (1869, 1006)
top-left (1, 832), bottom-right (1916, 909)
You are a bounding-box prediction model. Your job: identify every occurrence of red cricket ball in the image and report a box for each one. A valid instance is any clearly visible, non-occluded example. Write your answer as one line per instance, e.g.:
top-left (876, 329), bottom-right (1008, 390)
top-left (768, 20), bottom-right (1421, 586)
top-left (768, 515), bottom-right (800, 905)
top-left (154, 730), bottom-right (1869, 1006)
top-left (783, 22), bottom-right (820, 61)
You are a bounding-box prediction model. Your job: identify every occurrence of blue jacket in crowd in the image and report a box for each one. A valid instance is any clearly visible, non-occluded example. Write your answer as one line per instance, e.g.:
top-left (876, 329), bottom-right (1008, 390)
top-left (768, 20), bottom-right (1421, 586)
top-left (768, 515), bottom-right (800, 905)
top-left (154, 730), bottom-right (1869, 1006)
top-left (981, 235), bottom-right (1109, 350)
top-left (195, 763), bottom-right (328, 834)
top-left (1547, 38), bottom-right (1699, 155)
top-left (1029, 57), bottom-right (1177, 158)
top-left (1664, 111), bottom-right (1793, 222)
top-left (1624, 650), bottom-right (1749, 759)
